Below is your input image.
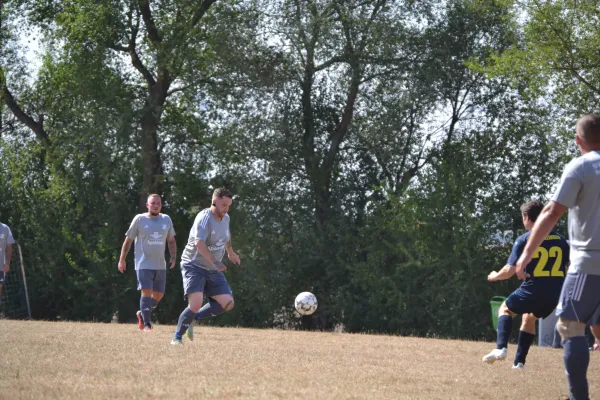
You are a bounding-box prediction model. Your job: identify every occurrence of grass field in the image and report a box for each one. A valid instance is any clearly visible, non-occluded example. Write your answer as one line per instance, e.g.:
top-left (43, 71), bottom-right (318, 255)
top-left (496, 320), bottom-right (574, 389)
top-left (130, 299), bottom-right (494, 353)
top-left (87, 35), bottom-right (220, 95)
top-left (0, 320), bottom-right (596, 399)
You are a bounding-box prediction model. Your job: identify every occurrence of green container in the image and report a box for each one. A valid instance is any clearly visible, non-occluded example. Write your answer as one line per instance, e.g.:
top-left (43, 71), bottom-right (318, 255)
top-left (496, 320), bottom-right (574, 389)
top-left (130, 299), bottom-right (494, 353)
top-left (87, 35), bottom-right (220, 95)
top-left (490, 296), bottom-right (507, 330)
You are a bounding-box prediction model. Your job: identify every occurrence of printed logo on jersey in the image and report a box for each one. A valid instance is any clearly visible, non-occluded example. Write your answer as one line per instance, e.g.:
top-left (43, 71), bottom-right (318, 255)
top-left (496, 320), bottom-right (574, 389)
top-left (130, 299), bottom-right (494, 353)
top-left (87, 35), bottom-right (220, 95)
top-left (162, 225), bottom-right (167, 230)
top-left (208, 238), bottom-right (226, 252)
top-left (147, 232), bottom-right (163, 245)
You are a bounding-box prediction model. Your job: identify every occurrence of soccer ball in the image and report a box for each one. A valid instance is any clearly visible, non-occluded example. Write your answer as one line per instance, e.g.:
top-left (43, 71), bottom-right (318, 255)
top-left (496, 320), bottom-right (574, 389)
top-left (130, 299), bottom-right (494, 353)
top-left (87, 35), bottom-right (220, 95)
top-left (294, 292), bottom-right (318, 316)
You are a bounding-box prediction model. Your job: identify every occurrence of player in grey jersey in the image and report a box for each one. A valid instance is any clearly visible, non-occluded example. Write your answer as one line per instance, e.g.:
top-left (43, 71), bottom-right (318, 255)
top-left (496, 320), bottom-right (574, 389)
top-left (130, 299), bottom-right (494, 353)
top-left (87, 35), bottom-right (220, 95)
top-left (171, 187), bottom-right (241, 345)
top-left (516, 114), bottom-right (600, 400)
top-left (0, 222), bottom-right (15, 310)
top-left (118, 194), bottom-right (176, 331)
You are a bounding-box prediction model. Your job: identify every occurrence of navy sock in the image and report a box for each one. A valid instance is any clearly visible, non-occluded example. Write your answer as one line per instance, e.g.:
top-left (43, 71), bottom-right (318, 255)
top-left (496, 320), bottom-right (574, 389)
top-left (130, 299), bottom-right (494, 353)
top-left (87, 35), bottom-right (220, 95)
top-left (174, 307), bottom-right (195, 339)
top-left (140, 296), bottom-right (153, 327)
top-left (0, 295), bottom-right (2, 307)
top-left (152, 298), bottom-right (159, 310)
top-left (514, 331), bottom-right (535, 365)
top-left (563, 336), bottom-right (589, 400)
top-left (194, 299), bottom-right (225, 321)
top-left (496, 315), bottom-right (512, 349)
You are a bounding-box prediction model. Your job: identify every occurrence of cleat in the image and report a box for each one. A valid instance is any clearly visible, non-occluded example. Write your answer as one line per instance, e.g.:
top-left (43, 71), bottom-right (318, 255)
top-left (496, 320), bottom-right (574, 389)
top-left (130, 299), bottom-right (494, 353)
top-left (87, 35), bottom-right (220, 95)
top-left (482, 348), bottom-right (507, 364)
top-left (170, 338), bottom-right (183, 345)
top-left (136, 311), bottom-right (144, 330)
top-left (186, 321), bottom-right (195, 342)
top-left (512, 362), bottom-right (525, 370)
top-left (143, 324), bottom-right (153, 332)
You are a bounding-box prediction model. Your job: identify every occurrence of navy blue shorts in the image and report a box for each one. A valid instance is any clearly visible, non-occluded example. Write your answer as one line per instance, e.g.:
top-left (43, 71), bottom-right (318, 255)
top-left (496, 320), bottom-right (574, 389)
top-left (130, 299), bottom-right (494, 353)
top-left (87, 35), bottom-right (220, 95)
top-left (505, 285), bottom-right (561, 319)
top-left (136, 269), bottom-right (167, 292)
top-left (556, 271), bottom-right (600, 325)
top-left (0, 271), bottom-right (4, 284)
top-left (181, 262), bottom-right (232, 298)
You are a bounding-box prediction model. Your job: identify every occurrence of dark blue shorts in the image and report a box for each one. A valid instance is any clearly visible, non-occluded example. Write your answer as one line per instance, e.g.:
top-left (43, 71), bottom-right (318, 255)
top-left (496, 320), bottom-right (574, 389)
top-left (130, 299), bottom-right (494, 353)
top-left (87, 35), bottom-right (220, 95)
top-left (556, 271), bottom-right (600, 325)
top-left (505, 285), bottom-right (561, 319)
top-left (181, 262), bottom-right (232, 298)
top-left (136, 269), bottom-right (167, 292)
top-left (0, 271), bottom-right (4, 284)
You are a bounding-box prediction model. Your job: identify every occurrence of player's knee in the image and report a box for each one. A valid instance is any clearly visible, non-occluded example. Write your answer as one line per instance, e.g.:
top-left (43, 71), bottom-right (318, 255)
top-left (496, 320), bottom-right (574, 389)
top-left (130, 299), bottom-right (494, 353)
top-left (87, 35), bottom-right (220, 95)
top-left (556, 317), bottom-right (586, 341)
top-left (224, 299), bottom-right (234, 312)
top-left (499, 302), bottom-right (513, 316)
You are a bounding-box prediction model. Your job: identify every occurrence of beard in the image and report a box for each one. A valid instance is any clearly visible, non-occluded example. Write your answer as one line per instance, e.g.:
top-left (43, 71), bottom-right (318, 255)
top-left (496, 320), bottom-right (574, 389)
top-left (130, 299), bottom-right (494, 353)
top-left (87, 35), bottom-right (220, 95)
top-left (149, 210), bottom-right (160, 216)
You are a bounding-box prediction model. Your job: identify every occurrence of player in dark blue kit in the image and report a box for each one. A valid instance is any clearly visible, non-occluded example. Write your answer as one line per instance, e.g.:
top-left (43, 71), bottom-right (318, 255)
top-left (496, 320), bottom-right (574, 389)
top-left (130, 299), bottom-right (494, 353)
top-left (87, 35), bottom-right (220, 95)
top-left (483, 200), bottom-right (569, 368)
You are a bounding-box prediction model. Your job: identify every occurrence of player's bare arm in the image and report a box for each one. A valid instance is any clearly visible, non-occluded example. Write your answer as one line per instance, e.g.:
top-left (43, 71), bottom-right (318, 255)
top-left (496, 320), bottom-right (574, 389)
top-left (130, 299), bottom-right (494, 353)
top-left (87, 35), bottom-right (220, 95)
top-left (487, 264), bottom-right (516, 282)
top-left (4, 243), bottom-right (12, 272)
top-left (167, 236), bottom-right (177, 269)
top-left (118, 237), bottom-right (133, 273)
top-left (195, 240), bottom-right (226, 272)
top-left (226, 238), bottom-right (241, 265)
top-left (516, 201), bottom-right (567, 279)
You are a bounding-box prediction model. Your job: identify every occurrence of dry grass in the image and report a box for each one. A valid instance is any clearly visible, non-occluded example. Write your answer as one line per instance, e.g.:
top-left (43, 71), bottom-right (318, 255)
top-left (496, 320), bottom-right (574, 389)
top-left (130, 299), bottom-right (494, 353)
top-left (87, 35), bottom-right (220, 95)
top-left (0, 320), bottom-right (597, 399)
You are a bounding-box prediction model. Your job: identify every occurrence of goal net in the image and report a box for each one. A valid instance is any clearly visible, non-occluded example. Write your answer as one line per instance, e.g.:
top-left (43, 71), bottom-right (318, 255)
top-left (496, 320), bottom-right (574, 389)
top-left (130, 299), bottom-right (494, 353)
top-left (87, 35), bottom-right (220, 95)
top-left (1, 242), bottom-right (31, 319)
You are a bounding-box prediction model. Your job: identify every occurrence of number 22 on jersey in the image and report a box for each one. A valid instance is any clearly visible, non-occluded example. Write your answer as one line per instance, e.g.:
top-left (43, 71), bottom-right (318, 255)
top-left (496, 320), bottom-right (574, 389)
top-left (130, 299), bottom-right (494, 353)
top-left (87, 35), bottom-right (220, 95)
top-left (532, 246), bottom-right (564, 277)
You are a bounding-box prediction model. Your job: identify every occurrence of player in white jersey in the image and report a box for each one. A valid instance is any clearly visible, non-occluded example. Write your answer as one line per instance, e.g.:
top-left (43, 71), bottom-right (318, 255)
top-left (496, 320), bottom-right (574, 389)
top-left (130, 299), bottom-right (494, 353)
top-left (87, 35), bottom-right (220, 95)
top-left (0, 222), bottom-right (15, 311)
top-left (171, 187), bottom-right (241, 345)
top-left (118, 194), bottom-right (176, 331)
top-left (516, 114), bottom-right (600, 400)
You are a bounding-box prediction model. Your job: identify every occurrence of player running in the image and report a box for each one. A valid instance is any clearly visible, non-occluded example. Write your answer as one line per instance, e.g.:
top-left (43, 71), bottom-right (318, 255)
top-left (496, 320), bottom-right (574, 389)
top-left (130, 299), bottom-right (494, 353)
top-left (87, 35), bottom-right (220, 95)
top-left (484, 200), bottom-right (569, 369)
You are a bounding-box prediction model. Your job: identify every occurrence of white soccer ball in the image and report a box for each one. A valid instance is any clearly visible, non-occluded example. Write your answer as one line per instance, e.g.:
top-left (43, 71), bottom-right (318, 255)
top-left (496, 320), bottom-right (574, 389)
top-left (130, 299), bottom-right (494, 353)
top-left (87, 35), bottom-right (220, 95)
top-left (295, 292), bottom-right (318, 316)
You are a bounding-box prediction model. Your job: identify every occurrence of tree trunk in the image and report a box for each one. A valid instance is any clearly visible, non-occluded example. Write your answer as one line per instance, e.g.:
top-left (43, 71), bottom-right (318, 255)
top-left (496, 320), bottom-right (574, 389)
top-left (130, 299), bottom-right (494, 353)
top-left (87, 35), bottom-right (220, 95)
top-left (138, 72), bottom-right (169, 210)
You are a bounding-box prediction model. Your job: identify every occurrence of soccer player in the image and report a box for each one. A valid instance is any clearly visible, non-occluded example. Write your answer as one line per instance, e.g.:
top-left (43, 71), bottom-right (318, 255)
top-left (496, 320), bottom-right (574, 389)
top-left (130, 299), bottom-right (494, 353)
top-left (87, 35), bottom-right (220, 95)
top-left (118, 194), bottom-right (176, 331)
top-left (171, 187), bottom-right (241, 345)
top-left (483, 200), bottom-right (569, 369)
top-left (516, 114), bottom-right (600, 400)
top-left (0, 222), bottom-right (15, 311)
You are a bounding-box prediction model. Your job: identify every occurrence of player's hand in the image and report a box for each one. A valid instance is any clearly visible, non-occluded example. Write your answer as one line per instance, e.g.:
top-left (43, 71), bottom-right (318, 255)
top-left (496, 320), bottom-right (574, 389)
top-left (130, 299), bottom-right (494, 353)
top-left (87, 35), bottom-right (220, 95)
top-left (515, 256), bottom-right (531, 280)
top-left (214, 260), bottom-right (227, 272)
top-left (487, 271), bottom-right (498, 282)
top-left (169, 258), bottom-right (176, 269)
top-left (118, 260), bottom-right (126, 273)
top-left (228, 251), bottom-right (241, 265)
top-left (3, 263), bottom-right (9, 273)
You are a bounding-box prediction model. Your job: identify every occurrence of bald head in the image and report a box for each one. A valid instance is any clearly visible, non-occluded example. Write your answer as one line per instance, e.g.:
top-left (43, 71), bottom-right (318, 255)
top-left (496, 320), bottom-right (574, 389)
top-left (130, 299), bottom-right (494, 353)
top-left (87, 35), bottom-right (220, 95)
top-left (576, 114), bottom-right (600, 147)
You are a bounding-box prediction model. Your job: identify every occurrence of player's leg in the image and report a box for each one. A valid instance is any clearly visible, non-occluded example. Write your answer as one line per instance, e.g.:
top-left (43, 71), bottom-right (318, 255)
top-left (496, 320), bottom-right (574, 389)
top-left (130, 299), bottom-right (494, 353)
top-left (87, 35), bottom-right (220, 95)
top-left (142, 270), bottom-right (167, 331)
top-left (483, 292), bottom-right (521, 364)
top-left (513, 313), bottom-right (537, 368)
top-left (186, 270), bottom-right (234, 341)
top-left (194, 270), bottom-right (234, 320)
top-left (136, 270), bottom-right (154, 330)
top-left (172, 264), bottom-right (206, 344)
top-left (556, 271), bottom-right (600, 400)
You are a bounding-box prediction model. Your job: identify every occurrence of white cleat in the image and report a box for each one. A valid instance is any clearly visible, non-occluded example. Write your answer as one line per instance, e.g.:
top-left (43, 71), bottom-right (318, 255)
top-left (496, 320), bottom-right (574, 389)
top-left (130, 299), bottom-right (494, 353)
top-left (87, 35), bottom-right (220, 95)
top-left (512, 362), bottom-right (525, 370)
top-left (482, 348), bottom-right (507, 364)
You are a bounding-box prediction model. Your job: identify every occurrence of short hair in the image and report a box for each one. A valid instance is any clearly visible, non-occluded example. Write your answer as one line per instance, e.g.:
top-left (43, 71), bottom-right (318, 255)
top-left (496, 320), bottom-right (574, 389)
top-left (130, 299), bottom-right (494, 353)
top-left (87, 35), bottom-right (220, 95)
top-left (520, 200), bottom-right (543, 222)
top-left (147, 194), bottom-right (161, 201)
top-left (577, 114), bottom-right (600, 146)
top-left (212, 187), bottom-right (233, 200)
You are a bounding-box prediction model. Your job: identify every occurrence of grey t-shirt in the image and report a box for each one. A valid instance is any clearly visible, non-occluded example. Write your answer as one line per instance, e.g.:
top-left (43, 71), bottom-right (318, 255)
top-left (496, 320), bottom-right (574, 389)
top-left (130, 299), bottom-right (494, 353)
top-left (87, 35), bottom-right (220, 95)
top-left (181, 208), bottom-right (230, 270)
top-left (552, 150), bottom-right (600, 274)
top-left (0, 223), bottom-right (15, 265)
top-left (125, 213), bottom-right (175, 270)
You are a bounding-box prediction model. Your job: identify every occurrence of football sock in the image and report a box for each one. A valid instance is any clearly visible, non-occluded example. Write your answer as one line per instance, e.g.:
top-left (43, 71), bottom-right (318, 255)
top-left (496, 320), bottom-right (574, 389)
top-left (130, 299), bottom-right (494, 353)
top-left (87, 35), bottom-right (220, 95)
top-left (140, 296), bottom-right (153, 327)
top-left (174, 307), bottom-right (195, 339)
top-left (194, 299), bottom-right (225, 320)
top-left (152, 298), bottom-right (159, 310)
top-left (563, 336), bottom-right (589, 400)
top-left (496, 315), bottom-right (512, 349)
top-left (514, 330), bottom-right (535, 365)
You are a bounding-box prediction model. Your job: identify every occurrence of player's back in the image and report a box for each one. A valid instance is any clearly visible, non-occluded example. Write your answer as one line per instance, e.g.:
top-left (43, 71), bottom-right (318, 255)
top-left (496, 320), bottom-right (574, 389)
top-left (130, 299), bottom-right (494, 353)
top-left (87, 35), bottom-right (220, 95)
top-left (562, 152), bottom-right (600, 274)
top-left (522, 231), bottom-right (570, 291)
